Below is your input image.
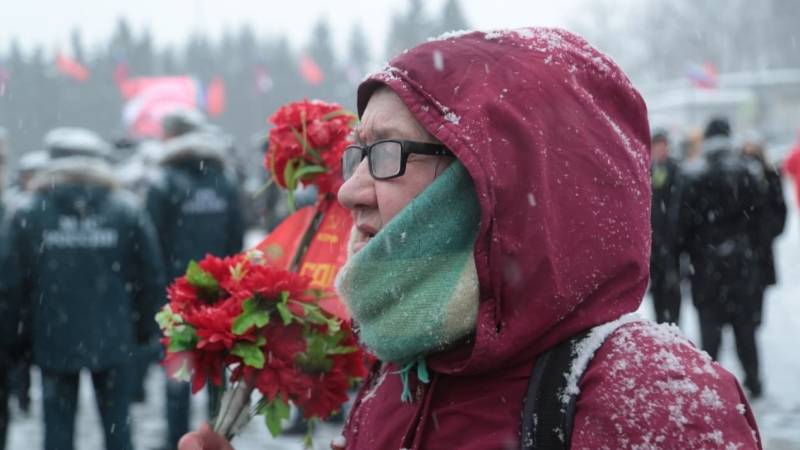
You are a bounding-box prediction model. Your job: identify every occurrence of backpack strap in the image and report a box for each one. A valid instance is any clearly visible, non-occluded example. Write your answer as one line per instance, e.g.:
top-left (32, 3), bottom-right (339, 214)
top-left (520, 330), bottom-right (590, 450)
top-left (520, 314), bottom-right (640, 450)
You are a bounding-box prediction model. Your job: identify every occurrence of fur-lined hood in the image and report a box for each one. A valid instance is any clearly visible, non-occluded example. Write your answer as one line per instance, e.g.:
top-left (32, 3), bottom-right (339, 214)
top-left (158, 131), bottom-right (228, 167)
top-left (29, 156), bottom-right (119, 192)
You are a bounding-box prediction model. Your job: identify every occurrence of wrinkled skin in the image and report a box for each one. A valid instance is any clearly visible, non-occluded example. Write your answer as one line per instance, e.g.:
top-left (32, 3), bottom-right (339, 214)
top-left (338, 87), bottom-right (452, 254)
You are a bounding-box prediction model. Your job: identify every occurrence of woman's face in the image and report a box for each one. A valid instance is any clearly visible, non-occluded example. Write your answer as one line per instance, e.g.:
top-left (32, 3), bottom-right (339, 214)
top-left (338, 88), bottom-right (450, 254)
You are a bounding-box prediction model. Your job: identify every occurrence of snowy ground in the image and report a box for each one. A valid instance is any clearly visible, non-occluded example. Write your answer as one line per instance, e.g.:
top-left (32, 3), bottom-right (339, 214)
top-left (7, 191), bottom-right (800, 449)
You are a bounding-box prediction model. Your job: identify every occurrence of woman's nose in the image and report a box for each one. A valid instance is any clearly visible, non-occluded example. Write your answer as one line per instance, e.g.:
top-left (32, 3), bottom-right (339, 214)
top-left (338, 158), bottom-right (376, 210)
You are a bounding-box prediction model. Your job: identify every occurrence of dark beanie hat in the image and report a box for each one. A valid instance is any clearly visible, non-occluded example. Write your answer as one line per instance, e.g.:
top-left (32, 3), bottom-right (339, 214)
top-left (704, 117), bottom-right (731, 139)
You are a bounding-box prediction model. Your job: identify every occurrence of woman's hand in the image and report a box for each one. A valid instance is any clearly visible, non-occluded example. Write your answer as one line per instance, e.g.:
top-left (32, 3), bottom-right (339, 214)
top-left (178, 422), bottom-right (234, 450)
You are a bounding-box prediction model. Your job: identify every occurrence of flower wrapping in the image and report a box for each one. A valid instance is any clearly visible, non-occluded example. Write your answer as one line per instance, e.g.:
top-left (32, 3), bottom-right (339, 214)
top-left (156, 252), bottom-right (368, 441)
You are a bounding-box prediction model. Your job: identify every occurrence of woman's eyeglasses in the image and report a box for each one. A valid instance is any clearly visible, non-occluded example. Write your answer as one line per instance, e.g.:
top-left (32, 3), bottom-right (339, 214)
top-left (342, 139), bottom-right (453, 181)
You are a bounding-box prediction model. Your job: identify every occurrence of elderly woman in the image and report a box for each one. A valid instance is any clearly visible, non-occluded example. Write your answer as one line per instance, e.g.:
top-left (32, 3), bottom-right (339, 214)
top-left (181, 28), bottom-right (761, 450)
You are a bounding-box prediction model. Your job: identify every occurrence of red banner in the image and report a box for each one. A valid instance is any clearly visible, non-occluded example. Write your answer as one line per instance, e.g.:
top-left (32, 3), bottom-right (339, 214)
top-left (120, 76), bottom-right (201, 138)
top-left (256, 196), bottom-right (352, 320)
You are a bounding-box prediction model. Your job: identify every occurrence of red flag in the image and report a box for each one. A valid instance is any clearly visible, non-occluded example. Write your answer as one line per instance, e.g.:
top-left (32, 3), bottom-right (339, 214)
top-left (206, 76), bottom-right (226, 117)
top-left (56, 52), bottom-right (90, 82)
top-left (300, 55), bottom-right (325, 86)
top-left (255, 197), bottom-right (352, 320)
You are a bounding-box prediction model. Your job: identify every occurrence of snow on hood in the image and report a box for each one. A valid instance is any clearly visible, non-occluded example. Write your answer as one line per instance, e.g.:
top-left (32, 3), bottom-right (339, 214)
top-left (356, 27), bottom-right (652, 375)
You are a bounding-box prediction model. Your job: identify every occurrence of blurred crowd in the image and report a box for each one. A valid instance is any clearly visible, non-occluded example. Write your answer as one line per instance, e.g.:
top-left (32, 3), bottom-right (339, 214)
top-left (0, 110), bottom-right (799, 450)
top-left (648, 117), bottom-right (799, 400)
top-left (0, 111), bottom-right (306, 450)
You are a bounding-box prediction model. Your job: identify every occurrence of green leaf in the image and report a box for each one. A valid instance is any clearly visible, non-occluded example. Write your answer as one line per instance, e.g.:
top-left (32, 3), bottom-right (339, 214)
top-left (168, 324), bottom-right (198, 352)
top-left (327, 345), bottom-right (357, 355)
top-left (232, 298), bottom-right (270, 335)
top-left (299, 303), bottom-right (327, 325)
top-left (293, 164), bottom-right (327, 181)
top-left (283, 159), bottom-right (298, 191)
top-left (251, 178), bottom-right (274, 199)
top-left (276, 302), bottom-right (293, 325)
top-left (155, 305), bottom-right (182, 333)
top-left (259, 398), bottom-right (291, 438)
top-left (295, 332), bottom-right (334, 372)
top-left (231, 342), bottom-right (265, 369)
top-left (185, 261), bottom-right (219, 293)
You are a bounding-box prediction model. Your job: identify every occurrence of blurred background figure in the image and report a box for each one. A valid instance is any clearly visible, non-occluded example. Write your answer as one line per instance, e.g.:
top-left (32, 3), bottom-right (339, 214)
top-left (740, 132), bottom-right (787, 329)
top-left (649, 130), bottom-right (683, 326)
top-left (678, 117), bottom-right (768, 398)
top-left (0, 127), bottom-right (166, 450)
top-left (0, 149), bottom-right (50, 431)
top-left (680, 128), bottom-right (704, 166)
top-left (0, 128), bottom-right (20, 450)
top-left (145, 111), bottom-right (245, 450)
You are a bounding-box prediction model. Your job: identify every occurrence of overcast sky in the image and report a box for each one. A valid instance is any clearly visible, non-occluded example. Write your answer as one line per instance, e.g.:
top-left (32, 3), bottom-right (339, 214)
top-left (0, 0), bottom-right (582, 59)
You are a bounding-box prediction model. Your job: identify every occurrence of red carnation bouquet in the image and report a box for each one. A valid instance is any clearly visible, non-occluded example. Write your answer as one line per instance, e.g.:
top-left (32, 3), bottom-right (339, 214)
top-left (265, 99), bottom-right (356, 210)
top-left (156, 251), bottom-right (367, 444)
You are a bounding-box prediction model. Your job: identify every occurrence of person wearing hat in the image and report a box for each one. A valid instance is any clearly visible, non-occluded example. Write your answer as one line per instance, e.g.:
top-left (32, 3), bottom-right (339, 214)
top-left (181, 30), bottom-right (761, 449)
top-left (0, 127), bottom-right (166, 450)
top-left (678, 117), bottom-right (768, 398)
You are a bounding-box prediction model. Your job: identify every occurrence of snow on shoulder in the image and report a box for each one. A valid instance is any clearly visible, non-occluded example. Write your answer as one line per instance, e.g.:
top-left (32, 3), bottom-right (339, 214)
top-left (570, 318), bottom-right (761, 449)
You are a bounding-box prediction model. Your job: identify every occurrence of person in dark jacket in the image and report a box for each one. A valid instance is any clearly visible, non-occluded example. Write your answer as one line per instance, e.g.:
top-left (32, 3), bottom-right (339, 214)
top-left (649, 130), bottom-right (683, 325)
top-left (678, 118), bottom-right (767, 397)
top-left (1, 149), bottom-right (50, 418)
top-left (145, 124), bottom-right (245, 449)
top-left (1, 127), bottom-right (166, 450)
top-left (0, 202), bottom-right (28, 450)
top-left (740, 136), bottom-right (787, 326)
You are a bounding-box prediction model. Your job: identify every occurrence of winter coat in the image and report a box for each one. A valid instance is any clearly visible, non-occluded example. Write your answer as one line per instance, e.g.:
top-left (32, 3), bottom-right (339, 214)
top-left (678, 145), bottom-right (766, 320)
top-left (341, 28), bottom-right (761, 450)
top-left (145, 132), bottom-right (245, 281)
top-left (0, 157), bottom-right (166, 372)
top-left (650, 157), bottom-right (682, 290)
top-left (744, 155), bottom-right (786, 289)
top-left (0, 202), bottom-right (20, 370)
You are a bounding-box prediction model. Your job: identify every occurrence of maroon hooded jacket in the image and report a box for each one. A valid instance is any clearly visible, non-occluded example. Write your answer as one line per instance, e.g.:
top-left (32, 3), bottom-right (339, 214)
top-left (342, 28), bottom-right (761, 450)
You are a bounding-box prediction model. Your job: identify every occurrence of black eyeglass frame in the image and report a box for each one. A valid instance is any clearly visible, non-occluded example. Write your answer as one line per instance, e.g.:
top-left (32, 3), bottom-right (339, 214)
top-left (342, 139), bottom-right (454, 181)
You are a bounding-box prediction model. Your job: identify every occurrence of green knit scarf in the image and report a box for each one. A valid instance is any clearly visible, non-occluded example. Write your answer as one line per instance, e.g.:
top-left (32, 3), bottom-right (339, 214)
top-left (335, 162), bottom-right (480, 401)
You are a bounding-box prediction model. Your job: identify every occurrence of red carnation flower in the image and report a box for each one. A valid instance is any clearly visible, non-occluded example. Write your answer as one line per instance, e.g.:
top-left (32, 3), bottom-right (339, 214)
top-left (167, 277), bottom-right (199, 315)
top-left (264, 99), bottom-right (355, 197)
top-left (237, 264), bottom-right (310, 302)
